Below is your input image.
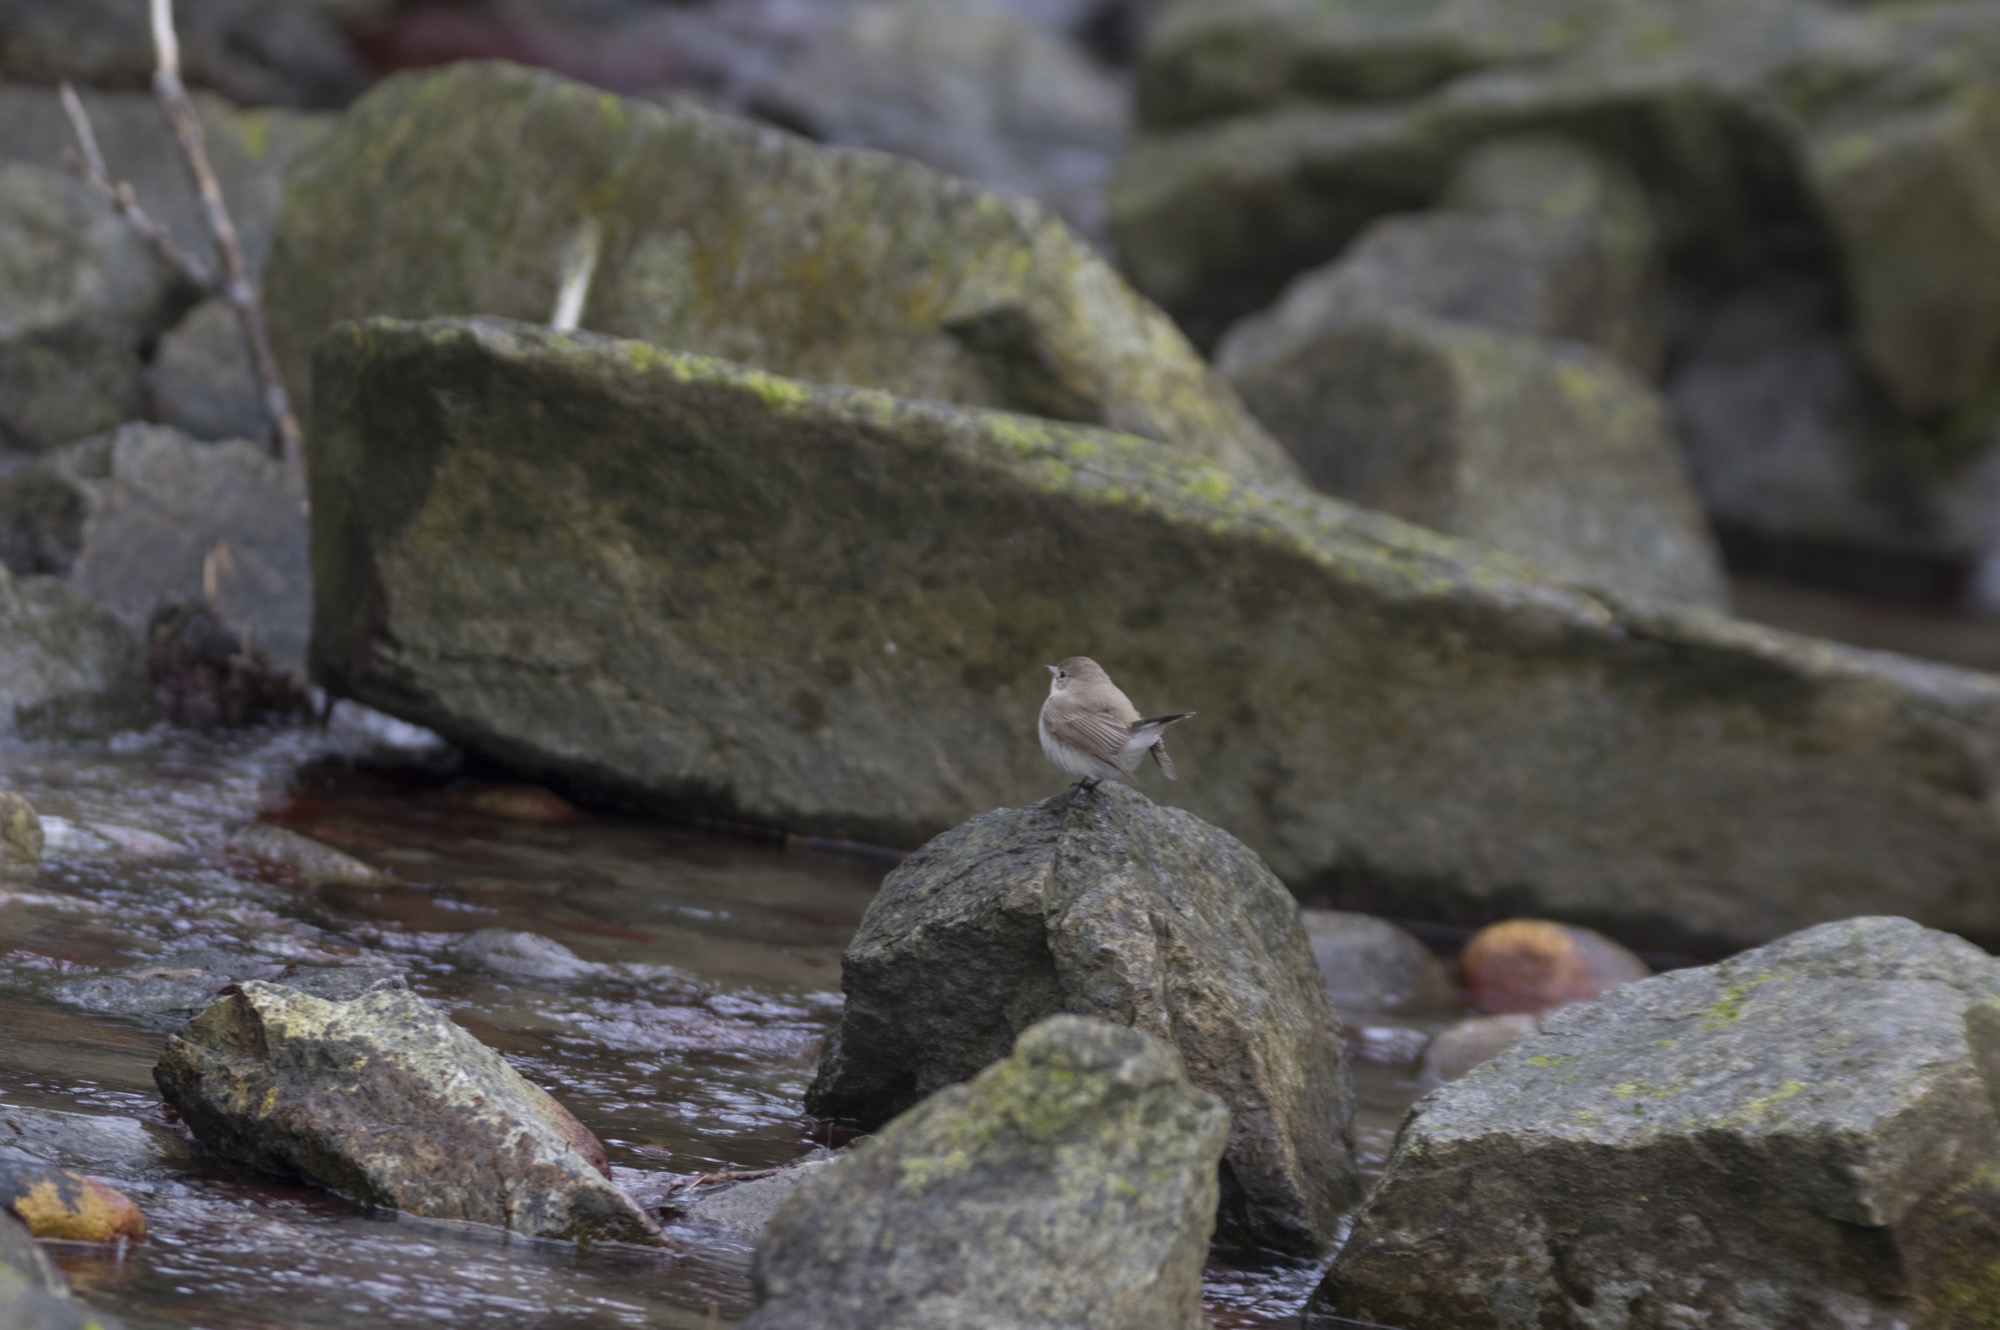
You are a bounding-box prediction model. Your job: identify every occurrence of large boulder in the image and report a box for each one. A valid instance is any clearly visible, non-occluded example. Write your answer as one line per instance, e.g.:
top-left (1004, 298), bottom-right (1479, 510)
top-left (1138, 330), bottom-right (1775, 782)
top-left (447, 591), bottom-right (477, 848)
top-left (0, 163), bottom-right (176, 453)
top-left (806, 782), bottom-right (1359, 1253)
top-left (0, 566), bottom-right (151, 740)
top-left (749, 1015), bottom-right (1228, 1330)
top-left (154, 979), bottom-right (660, 1245)
top-left (265, 61), bottom-right (1298, 485)
top-left (310, 316), bottom-right (2000, 956)
top-left (0, 424), bottom-right (310, 669)
top-left (1312, 917), bottom-right (2000, 1329)
top-left (753, 0), bottom-right (1130, 244)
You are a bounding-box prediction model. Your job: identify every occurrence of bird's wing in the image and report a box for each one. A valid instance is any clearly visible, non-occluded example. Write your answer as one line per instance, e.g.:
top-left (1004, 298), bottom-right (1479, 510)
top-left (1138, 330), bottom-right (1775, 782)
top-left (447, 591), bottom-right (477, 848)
top-left (1149, 741), bottom-right (1178, 781)
top-left (1043, 705), bottom-right (1139, 775)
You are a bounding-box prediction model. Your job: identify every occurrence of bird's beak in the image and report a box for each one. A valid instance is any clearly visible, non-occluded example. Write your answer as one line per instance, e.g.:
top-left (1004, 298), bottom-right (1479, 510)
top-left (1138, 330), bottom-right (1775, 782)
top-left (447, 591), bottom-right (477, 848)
top-left (1045, 664), bottom-right (1059, 676)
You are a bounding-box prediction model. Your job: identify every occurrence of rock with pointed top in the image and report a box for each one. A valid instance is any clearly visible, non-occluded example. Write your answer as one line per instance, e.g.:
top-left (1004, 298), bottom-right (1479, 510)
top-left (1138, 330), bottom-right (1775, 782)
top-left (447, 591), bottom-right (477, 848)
top-left (155, 980), bottom-right (658, 1244)
top-left (805, 781), bottom-right (1359, 1253)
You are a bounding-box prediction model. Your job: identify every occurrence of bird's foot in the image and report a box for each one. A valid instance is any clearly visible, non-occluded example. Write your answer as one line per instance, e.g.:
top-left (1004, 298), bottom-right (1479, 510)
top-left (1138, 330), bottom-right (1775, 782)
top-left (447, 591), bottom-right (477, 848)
top-left (1065, 778), bottom-right (1099, 808)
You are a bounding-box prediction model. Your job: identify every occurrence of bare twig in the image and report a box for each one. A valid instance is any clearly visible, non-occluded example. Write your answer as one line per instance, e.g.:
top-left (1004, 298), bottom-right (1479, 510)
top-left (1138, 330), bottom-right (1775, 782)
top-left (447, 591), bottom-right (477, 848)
top-left (58, 82), bottom-right (214, 289)
top-left (660, 1166), bottom-right (780, 1194)
top-left (149, 0), bottom-right (305, 473)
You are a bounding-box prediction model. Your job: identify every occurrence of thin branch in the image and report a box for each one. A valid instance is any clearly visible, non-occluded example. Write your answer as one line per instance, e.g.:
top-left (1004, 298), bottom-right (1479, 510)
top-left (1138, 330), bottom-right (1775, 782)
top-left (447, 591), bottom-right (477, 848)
top-left (58, 82), bottom-right (214, 290)
top-left (149, 0), bottom-right (305, 473)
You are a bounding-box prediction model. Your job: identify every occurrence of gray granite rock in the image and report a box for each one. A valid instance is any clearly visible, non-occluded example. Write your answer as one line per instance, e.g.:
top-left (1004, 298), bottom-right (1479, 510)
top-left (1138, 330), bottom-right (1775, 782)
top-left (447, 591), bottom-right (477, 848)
top-left (750, 1015), bottom-right (1227, 1330)
top-left (1314, 917), bottom-right (2000, 1329)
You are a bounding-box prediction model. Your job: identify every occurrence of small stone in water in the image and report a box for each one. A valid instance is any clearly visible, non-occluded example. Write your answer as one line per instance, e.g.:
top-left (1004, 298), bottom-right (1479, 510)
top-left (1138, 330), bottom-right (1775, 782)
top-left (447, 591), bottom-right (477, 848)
top-left (455, 929), bottom-right (594, 982)
top-left (222, 822), bottom-right (393, 888)
top-left (0, 792), bottom-right (42, 866)
top-left (1459, 918), bottom-right (1650, 1014)
top-left (447, 782), bottom-right (586, 825)
top-left (1418, 1013), bottom-right (1539, 1084)
top-left (1301, 909), bottom-right (1457, 1016)
top-left (0, 1152), bottom-right (146, 1243)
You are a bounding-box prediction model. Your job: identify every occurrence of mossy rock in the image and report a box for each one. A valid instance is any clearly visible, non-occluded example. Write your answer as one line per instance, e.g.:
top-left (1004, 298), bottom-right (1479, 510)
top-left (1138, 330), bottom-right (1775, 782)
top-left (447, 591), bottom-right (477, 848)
top-left (748, 1016), bottom-right (1228, 1330)
top-left (1315, 916), bottom-right (2000, 1329)
top-left (266, 61), bottom-right (1297, 484)
top-left (311, 315), bottom-right (2000, 957)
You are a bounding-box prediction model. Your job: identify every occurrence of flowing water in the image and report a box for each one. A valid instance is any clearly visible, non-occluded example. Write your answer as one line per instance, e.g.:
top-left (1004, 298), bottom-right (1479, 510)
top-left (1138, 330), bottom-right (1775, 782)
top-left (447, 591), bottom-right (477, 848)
top-left (0, 717), bottom-right (1432, 1329)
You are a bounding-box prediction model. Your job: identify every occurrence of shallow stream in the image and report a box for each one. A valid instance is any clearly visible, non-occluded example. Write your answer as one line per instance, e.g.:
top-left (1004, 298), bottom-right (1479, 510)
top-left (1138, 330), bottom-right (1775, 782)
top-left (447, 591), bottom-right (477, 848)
top-left (0, 719), bottom-right (1430, 1328)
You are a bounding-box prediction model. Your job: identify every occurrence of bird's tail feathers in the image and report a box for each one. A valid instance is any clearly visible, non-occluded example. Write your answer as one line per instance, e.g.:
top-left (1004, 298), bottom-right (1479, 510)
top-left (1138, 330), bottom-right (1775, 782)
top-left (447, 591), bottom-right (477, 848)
top-left (1132, 711), bottom-right (1194, 737)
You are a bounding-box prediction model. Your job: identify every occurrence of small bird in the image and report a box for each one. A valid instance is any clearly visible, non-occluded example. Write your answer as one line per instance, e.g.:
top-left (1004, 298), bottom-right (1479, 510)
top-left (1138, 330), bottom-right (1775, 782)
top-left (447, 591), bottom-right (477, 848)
top-left (1038, 657), bottom-right (1194, 801)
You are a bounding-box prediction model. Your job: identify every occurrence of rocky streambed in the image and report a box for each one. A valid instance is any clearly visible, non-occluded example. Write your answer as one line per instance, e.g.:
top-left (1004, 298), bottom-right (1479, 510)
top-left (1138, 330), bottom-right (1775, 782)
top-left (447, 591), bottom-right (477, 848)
top-left (0, 722), bottom-right (1431, 1328)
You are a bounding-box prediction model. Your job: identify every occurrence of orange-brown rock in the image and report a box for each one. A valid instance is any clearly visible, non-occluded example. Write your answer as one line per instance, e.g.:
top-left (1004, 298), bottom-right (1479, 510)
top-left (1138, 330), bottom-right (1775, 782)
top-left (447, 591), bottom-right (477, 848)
top-left (1459, 919), bottom-right (1650, 1015)
top-left (0, 1155), bottom-right (145, 1243)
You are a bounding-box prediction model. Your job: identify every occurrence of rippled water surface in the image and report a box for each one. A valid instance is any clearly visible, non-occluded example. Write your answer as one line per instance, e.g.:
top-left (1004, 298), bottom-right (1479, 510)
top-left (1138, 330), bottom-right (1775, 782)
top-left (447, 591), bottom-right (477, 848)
top-left (0, 720), bottom-right (1432, 1328)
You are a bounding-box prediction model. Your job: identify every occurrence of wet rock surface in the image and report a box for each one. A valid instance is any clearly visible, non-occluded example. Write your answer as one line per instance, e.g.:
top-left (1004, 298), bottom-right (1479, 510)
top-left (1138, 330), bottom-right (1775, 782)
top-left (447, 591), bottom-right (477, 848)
top-left (1314, 917), bottom-right (2000, 1330)
top-left (314, 315), bottom-right (2000, 954)
top-left (0, 566), bottom-right (152, 740)
top-left (267, 61), bottom-right (1295, 484)
top-left (154, 979), bottom-right (661, 1244)
top-left (751, 1015), bottom-right (1228, 1330)
top-left (805, 781), bottom-right (1359, 1252)
top-left (0, 424), bottom-right (310, 672)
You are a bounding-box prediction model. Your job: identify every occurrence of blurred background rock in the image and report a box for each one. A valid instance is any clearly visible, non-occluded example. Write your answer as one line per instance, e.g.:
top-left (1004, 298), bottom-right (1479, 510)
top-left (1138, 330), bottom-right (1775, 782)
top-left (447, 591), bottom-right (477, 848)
top-left (4, 0), bottom-right (1998, 684)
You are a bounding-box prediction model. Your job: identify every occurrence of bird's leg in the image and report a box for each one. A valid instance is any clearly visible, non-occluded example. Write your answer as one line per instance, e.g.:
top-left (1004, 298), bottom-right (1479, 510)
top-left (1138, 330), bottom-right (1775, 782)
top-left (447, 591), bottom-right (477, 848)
top-left (1066, 777), bottom-right (1099, 807)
